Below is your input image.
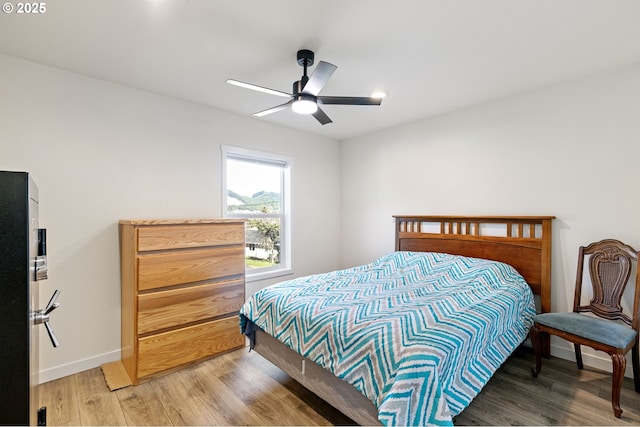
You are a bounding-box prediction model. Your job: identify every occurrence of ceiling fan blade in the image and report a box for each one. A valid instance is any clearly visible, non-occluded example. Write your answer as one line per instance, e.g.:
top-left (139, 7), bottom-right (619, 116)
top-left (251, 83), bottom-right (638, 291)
top-left (301, 61), bottom-right (337, 96)
top-left (253, 100), bottom-right (293, 117)
top-left (312, 107), bottom-right (332, 125)
top-left (226, 79), bottom-right (292, 98)
top-left (318, 96), bottom-right (383, 106)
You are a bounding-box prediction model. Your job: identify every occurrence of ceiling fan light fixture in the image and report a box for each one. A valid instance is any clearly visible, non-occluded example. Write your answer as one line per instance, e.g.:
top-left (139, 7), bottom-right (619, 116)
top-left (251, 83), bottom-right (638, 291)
top-left (227, 49), bottom-right (381, 125)
top-left (291, 95), bottom-right (318, 115)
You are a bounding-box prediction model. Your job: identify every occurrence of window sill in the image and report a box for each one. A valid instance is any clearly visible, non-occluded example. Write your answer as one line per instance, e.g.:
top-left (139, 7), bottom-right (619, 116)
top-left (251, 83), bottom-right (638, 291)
top-left (245, 267), bottom-right (293, 283)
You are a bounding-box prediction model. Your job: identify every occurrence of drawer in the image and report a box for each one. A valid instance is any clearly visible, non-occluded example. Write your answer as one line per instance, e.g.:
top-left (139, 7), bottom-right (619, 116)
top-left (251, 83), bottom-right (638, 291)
top-left (137, 278), bottom-right (245, 335)
top-left (137, 246), bottom-right (245, 291)
top-left (137, 316), bottom-right (245, 379)
top-left (137, 223), bottom-right (244, 252)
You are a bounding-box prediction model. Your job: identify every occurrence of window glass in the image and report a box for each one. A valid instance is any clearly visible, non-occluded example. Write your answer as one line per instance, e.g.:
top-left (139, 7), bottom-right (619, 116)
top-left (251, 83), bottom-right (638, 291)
top-left (226, 158), bottom-right (281, 215)
top-left (222, 147), bottom-right (291, 280)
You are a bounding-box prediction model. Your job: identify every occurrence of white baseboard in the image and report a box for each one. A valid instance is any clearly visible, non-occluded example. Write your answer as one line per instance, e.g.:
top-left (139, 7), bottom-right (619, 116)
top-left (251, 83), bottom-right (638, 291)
top-left (39, 349), bottom-right (121, 384)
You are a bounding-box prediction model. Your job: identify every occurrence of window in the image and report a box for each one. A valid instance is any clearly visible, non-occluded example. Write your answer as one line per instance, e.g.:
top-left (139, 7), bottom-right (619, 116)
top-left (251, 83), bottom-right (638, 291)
top-left (222, 146), bottom-right (292, 281)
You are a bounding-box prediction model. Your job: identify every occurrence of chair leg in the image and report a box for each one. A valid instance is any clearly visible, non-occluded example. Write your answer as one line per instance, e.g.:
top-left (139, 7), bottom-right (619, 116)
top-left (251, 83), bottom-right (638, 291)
top-left (611, 353), bottom-right (626, 418)
top-left (632, 343), bottom-right (640, 393)
top-left (574, 343), bottom-right (584, 369)
top-left (530, 325), bottom-right (543, 377)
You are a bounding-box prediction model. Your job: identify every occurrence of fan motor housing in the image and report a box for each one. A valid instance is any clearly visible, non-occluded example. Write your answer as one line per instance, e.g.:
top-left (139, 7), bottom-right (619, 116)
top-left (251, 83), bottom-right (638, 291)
top-left (297, 49), bottom-right (314, 67)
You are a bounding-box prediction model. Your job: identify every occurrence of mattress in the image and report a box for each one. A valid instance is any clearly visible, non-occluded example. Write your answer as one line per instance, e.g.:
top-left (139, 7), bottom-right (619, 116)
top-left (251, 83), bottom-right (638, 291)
top-left (239, 251), bottom-right (536, 426)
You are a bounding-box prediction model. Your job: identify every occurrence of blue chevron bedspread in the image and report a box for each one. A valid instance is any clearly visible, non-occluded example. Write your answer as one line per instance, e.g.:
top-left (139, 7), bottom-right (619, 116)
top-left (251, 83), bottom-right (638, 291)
top-left (239, 251), bottom-right (536, 426)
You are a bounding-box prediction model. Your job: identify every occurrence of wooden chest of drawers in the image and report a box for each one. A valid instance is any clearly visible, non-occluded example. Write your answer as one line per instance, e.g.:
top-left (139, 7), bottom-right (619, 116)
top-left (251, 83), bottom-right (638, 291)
top-left (119, 219), bottom-right (246, 384)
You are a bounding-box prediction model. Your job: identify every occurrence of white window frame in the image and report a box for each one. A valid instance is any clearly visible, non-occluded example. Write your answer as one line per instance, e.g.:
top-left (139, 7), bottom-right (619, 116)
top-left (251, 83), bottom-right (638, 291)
top-left (221, 145), bottom-right (292, 282)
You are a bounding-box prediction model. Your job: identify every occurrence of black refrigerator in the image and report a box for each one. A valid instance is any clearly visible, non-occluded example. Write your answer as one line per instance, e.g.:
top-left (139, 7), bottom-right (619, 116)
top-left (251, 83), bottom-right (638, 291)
top-left (0, 171), bottom-right (60, 426)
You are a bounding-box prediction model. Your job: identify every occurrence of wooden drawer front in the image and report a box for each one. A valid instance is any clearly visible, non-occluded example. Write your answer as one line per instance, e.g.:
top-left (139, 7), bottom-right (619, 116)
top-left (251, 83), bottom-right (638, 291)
top-left (137, 223), bottom-right (244, 252)
top-left (137, 317), bottom-right (245, 378)
top-left (137, 246), bottom-right (244, 291)
top-left (137, 278), bottom-right (245, 335)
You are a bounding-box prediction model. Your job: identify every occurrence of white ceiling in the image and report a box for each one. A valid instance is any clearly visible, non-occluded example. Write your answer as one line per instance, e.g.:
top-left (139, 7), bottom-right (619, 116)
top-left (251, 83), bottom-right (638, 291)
top-left (2, 0), bottom-right (640, 140)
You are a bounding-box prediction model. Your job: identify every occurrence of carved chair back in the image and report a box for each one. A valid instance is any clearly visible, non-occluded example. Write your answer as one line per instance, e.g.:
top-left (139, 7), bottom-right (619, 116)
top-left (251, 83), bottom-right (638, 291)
top-left (573, 239), bottom-right (640, 331)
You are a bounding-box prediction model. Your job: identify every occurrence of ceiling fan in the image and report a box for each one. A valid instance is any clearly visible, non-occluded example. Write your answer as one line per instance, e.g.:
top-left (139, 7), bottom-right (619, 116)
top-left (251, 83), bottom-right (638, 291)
top-left (226, 49), bottom-right (383, 125)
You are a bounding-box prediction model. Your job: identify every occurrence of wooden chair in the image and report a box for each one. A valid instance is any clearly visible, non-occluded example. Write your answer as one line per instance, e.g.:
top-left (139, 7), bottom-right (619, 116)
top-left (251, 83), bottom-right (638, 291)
top-left (530, 239), bottom-right (640, 418)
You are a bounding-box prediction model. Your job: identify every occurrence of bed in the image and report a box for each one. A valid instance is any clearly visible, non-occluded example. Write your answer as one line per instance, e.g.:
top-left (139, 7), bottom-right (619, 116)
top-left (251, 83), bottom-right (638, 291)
top-left (239, 215), bottom-right (554, 426)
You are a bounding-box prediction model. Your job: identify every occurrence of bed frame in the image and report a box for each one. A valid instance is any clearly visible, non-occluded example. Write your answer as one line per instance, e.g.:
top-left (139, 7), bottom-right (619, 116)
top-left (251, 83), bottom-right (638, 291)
top-left (252, 215), bottom-right (555, 425)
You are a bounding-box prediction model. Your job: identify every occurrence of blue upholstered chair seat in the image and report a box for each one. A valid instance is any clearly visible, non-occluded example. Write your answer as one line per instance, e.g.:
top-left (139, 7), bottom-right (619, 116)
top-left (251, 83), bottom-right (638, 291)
top-left (534, 312), bottom-right (637, 349)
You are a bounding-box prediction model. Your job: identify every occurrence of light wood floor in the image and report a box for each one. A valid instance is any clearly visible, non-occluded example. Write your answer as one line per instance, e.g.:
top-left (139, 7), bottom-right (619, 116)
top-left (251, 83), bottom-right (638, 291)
top-left (40, 346), bottom-right (640, 426)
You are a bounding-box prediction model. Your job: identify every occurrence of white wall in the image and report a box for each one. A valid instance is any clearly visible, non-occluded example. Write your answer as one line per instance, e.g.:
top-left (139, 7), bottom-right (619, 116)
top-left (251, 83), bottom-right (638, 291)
top-left (4, 48), bottom-right (640, 383)
top-left (341, 62), bottom-right (640, 374)
top-left (0, 53), bottom-right (342, 382)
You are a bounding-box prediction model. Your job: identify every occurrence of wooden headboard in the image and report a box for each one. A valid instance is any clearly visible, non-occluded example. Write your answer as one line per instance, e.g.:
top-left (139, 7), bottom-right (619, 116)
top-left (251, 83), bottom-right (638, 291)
top-left (394, 215), bottom-right (555, 314)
